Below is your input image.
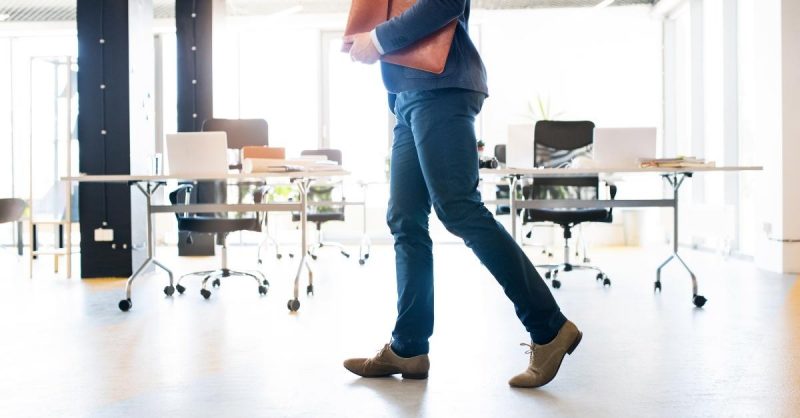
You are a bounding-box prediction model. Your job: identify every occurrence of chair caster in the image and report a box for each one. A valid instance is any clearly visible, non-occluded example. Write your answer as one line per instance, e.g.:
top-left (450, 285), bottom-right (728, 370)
top-left (200, 289), bottom-right (212, 299)
top-left (257, 259), bottom-right (263, 265)
top-left (603, 277), bottom-right (612, 287)
top-left (654, 281), bottom-right (662, 292)
top-left (307, 285), bottom-right (314, 296)
top-left (547, 252), bottom-right (554, 258)
top-left (258, 285), bottom-right (268, 296)
top-left (118, 299), bottom-right (132, 312)
top-left (563, 264), bottom-right (573, 272)
top-left (212, 278), bottom-right (221, 288)
top-left (277, 253), bottom-right (283, 260)
top-left (359, 258), bottom-right (366, 266)
top-left (596, 273), bottom-right (603, 281)
top-left (287, 299), bottom-right (300, 312)
top-left (545, 271), bottom-right (552, 279)
top-left (341, 251), bottom-right (350, 258)
top-left (176, 284), bottom-right (186, 294)
top-left (310, 254), bottom-right (318, 260)
top-left (163, 285), bottom-right (175, 296)
top-left (552, 279), bottom-right (562, 289)
top-left (289, 253), bottom-right (295, 258)
top-left (364, 253), bottom-right (370, 259)
top-left (693, 295), bottom-right (707, 308)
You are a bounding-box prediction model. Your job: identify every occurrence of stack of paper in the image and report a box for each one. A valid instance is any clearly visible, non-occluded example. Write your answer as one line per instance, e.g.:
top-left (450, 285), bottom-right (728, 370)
top-left (639, 157), bottom-right (715, 168)
top-left (243, 156), bottom-right (339, 173)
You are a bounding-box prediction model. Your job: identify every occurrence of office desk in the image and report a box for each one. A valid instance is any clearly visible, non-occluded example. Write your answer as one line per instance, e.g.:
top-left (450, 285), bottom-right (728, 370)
top-left (480, 166), bottom-right (762, 307)
top-left (63, 170), bottom-right (349, 312)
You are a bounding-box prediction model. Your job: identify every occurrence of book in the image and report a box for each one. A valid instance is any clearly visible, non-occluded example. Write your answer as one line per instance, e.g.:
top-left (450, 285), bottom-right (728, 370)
top-left (639, 156), bottom-right (716, 168)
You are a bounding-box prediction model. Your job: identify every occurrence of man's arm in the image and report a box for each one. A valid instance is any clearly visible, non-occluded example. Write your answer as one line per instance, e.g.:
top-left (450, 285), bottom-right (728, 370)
top-left (375, 0), bottom-right (465, 54)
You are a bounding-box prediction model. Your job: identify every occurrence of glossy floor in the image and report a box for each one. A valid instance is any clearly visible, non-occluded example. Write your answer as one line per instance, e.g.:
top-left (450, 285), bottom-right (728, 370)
top-left (0, 245), bottom-right (798, 418)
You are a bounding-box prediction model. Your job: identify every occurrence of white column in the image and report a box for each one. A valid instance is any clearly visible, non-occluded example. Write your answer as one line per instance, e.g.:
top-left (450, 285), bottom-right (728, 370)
top-left (754, 0), bottom-right (800, 273)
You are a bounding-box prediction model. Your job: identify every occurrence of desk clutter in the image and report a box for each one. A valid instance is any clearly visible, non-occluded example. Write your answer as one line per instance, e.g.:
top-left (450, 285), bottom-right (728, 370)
top-left (241, 146), bottom-right (341, 173)
top-left (639, 156), bottom-right (715, 168)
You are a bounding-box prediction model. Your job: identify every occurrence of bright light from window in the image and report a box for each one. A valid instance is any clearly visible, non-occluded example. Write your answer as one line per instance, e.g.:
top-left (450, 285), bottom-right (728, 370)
top-left (0, 14), bottom-right (11, 21)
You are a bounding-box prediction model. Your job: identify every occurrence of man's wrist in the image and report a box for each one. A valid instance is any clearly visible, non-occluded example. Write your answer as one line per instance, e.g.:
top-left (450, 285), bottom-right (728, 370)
top-left (370, 29), bottom-right (385, 55)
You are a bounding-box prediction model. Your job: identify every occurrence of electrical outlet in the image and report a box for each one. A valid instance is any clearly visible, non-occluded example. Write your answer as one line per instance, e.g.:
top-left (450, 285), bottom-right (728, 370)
top-left (94, 228), bottom-right (114, 242)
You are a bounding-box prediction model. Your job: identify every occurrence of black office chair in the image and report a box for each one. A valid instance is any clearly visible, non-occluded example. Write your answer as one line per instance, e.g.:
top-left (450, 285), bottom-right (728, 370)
top-left (292, 149), bottom-right (350, 260)
top-left (170, 185), bottom-right (269, 299)
top-left (524, 120), bottom-right (616, 289)
top-left (202, 118), bottom-right (291, 262)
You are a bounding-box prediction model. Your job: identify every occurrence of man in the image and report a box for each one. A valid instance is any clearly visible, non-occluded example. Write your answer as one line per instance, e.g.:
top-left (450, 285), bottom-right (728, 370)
top-left (343, 0), bottom-right (581, 388)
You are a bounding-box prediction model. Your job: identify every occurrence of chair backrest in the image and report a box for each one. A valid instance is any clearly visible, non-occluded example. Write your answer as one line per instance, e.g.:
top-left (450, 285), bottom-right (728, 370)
top-left (202, 119), bottom-right (268, 149)
top-left (301, 149), bottom-right (342, 165)
top-left (531, 120), bottom-right (598, 200)
top-left (0, 198), bottom-right (26, 224)
top-left (494, 144), bottom-right (506, 164)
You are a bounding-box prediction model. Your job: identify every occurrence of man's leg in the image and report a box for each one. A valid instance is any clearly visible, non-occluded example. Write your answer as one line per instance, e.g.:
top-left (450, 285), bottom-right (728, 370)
top-left (402, 89), bottom-right (566, 344)
top-left (386, 116), bottom-right (434, 357)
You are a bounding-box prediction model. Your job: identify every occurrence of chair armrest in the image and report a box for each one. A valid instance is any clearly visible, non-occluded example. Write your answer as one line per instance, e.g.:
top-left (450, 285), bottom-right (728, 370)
top-left (168, 184), bottom-right (195, 218)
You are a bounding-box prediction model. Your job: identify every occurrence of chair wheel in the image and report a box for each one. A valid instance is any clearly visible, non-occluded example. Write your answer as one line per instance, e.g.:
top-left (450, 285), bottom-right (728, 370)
top-left (287, 299), bottom-right (300, 311)
top-left (307, 285), bottom-right (314, 295)
top-left (359, 259), bottom-right (366, 266)
top-left (200, 289), bottom-right (212, 299)
top-left (212, 278), bottom-right (221, 288)
top-left (596, 273), bottom-right (603, 281)
top-left (654, 282), bottom-right (662, 292)
top-left (289, 253), bottom-right (295, 258)
top-left (176, 284), bottom-right (186, 294)
top-left (552, 279), bottom-right (561, 289)
top-left (545, 271), bottom-right (552, 279)
top-left (118, 299), bottom-right (132, 311)
top-left (258, 285), bottom-right (268, 295)
top-left (693, 295), bottom-right (707, 308)
top-left (262, 279), bottom-right (270, 287)
top-left (163, 285), bottom-right (175, 296)
top-left (277, 254), bottom-right (283, 260)
top-left (342, 251), bottom-right (350, 258)
top-left (311, 254), bottom-right (317, 260)
top-left (603, 277), bottom-right (612, 287)
top-left (364, 254), bottom-right (370, 259)
top-left (563, 264), bottom-right (573, 272)
top-left (547, 252), bottom-right (554, 258)
top-left (257, 259), bottom-right (263, 265)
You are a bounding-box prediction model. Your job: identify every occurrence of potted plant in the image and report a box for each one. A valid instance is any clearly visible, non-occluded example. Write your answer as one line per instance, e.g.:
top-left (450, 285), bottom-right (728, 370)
top-left (476, 139), bottom-right (486, 158)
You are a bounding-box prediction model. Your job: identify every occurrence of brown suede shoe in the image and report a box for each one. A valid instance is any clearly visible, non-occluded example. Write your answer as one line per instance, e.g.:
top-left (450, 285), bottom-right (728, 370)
top-left (343, 344), bottom-right (430, 379)
top-left (509, 320), bottom-right (582, 388)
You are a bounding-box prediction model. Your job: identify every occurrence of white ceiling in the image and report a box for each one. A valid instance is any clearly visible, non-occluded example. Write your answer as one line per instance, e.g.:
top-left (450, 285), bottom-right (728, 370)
top-left (0, 0), bottom-right (656, 23)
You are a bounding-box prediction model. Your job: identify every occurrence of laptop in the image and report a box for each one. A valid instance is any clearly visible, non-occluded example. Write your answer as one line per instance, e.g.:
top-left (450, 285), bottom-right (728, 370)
top-left (166, 132), bottom-right (229, 176)
top-left (593, 127), bottom-right (657, 168)
top-left (506, 124), bottom-right (536, 169)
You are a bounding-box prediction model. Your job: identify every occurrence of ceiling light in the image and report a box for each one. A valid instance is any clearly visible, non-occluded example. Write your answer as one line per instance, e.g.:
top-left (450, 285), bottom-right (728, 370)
top-left (595, 0), bottom-right (616, 7)
top-left (0, 13), bottom-right (11, 22)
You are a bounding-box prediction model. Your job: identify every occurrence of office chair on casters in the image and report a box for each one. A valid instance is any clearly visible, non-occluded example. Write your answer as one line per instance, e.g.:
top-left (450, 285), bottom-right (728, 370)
top-left (292, 149), bottom-right (350, 260)
top-left (201, 118), bottom-right (292, 262)
top-left (169, 185), bottom-right (269, 299)
top-left (525, 120), bottom-right (617, 290)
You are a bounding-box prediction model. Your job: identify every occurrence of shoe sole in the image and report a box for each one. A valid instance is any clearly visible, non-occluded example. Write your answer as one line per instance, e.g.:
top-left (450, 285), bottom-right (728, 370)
top-left (401, 372), bottom-right (428, 380)
top-left (510, 330), bottom-right (583, 389)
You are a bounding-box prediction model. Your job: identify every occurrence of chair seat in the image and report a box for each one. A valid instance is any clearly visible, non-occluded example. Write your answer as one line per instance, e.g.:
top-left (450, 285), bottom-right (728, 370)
top-left (177, 216), bottom-right (261, 234)
top-left (525, 208), bottom-right (611, 225)
top-left (292, 212), bottom-right (345, 223)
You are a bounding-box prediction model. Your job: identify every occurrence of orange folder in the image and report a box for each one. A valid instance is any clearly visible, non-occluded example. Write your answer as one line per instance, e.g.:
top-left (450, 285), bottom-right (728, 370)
top-left (343, 0), bottom-right (457, 74)
top-left (241, 146), bottom-right (286, 161)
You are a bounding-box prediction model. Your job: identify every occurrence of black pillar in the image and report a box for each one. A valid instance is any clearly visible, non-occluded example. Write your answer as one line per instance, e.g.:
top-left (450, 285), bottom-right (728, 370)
top-left (176, 0), bottom-right (223, 256)
top-left (176, 0), bottom-right (219, 132)
top-left (77, 0), bottom-right (154, 278)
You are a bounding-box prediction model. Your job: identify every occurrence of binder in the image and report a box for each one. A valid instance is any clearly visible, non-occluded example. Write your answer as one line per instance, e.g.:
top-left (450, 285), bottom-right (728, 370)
top-left (343, 0), bottom-right (457, 74)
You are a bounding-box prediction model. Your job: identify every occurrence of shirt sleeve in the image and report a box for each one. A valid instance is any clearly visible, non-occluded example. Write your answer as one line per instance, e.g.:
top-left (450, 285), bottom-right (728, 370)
top-left (370, 29), bottom-right (386, 55)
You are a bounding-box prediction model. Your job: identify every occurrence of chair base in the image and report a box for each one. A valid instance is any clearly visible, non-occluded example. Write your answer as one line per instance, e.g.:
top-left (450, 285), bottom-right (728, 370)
top-left (537, 263), bottom-right (611, 289)
top-left (176, 268), bottom-right (269, 298)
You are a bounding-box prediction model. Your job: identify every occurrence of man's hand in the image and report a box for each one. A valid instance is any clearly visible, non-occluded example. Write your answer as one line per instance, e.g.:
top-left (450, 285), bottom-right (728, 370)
top-left (344, 32), bottom-right (381, 65)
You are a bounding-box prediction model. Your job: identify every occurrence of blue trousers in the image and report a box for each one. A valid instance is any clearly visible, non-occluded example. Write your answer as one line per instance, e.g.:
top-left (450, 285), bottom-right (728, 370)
top-left (387, 88), bottom-right (567, 357)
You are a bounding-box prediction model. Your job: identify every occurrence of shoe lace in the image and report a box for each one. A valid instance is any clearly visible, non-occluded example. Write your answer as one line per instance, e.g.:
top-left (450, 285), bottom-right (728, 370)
top-left (520, 342), bottom-right (536, 362)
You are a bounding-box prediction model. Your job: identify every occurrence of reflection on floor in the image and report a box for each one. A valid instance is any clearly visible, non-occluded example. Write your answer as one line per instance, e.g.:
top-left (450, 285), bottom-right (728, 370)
top-left (0, 245), bottom-right (798, 418)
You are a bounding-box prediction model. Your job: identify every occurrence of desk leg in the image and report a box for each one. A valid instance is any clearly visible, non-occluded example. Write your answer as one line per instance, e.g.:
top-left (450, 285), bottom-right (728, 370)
top-left (358, 183), bottom-right (371, 265)
top-left (288, 180), bottom-right (312, 312)
top-left (118, 182), bottom-right (174, 312)
top-left (656, 173), bottom-right (706, 308)
top-left (509, 176), bottom-right (519, 243)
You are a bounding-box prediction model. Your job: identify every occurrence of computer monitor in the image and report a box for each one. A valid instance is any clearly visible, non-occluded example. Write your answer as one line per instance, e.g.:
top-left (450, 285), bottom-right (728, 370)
top-left (593, 127), bottom-right (657, 168)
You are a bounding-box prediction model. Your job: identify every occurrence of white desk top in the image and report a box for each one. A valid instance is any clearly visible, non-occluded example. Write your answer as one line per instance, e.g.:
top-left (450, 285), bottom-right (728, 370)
top-left (480, 166), bottom-right (762, 177)
top-left (62, 170), bottom-right (350, 183)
